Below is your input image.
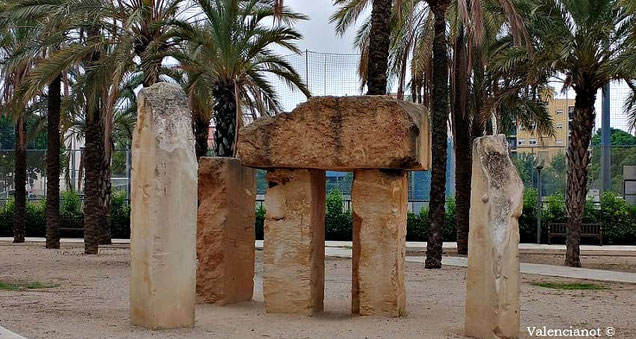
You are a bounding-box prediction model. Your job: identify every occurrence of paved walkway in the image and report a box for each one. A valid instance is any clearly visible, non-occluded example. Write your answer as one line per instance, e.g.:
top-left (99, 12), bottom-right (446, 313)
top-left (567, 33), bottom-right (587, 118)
top-left (3, 238), bottom-right (636, 283)
top-left (4, 238), bottom-right (636, 253)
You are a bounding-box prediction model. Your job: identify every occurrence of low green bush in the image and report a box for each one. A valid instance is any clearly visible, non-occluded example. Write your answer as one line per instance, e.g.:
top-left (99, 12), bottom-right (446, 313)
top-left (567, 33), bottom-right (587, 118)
top-left (255, 204), bottom-right (265, 240)
top-left (1, 188), bottom-right (635, 244)
top-left (111, 190), bottom-right (130, 239)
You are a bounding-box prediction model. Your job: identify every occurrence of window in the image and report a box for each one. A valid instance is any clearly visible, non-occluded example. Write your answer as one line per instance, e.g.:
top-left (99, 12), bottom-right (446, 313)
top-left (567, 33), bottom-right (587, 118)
top-left (568, 106), bottom-right (574, 119)
top-left (556, 139), bottom-right (563, 145)
top-left (518, 139), bottom-right (526, 145)
top-left (556, 109), bottom-right (563, 115)
top-left (556, 123), bottom-right (563, 129)
top-left (529, 139), bottom-right (538, 145)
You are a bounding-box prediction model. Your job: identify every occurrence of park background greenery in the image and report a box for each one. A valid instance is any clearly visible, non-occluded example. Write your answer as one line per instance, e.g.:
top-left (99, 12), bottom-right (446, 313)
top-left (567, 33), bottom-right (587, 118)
top-left (2, 187), bottom-right (635, 245)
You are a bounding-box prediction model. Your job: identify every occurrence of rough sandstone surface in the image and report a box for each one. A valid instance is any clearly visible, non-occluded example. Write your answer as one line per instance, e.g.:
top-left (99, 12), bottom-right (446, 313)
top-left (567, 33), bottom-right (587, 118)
top-left (237, 96), bottom-right (430, 170)
top-left (196, 157), bottom-right (256, 304)
top-left (352, 169), bottom-right (407, 317)
top-left (263, 169), bottom-right (325, 315)
top-left (130, 83), bottom-right (197, 329)
top-left (465, 135), bottom-right (523, 339)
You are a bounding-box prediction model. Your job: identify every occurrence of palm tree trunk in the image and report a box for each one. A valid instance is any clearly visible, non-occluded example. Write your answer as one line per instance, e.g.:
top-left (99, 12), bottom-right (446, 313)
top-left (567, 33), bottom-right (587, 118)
top-left (98, 114), bottom-right (112, 246)
top-left (13, 115), bottom-right (26, 243)
top-left (46, 75), bottom-right (62, 249)
top-left (194, 114), bottom-right (210, 160)
top-left (212, 80), bottom-right (237, 157)
top-left (366, 0), bottom-right (392, 95)
top-left (99, 147), bottom-right (111, 245)
top-left (565, 86), bottom-right (597, 267)
top-left (452, 26), bottom-right (470, 255)
top-left (83, 106), bottom-right (103, 254)
top-left (425, 0), bottom-right (450, 269)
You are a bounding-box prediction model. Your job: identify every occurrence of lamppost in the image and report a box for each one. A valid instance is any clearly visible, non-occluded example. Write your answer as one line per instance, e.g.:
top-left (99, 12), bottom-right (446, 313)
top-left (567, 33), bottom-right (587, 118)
top-left (536, 162), bottom-right (544, 244)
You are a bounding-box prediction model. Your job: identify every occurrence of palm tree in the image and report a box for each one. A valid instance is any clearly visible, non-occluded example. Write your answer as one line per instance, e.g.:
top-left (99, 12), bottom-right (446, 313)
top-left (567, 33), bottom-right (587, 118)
top-left (8, 0), bottom-right (190, 252)
top-left (173, 0), bottom-right (310, 157)
top-left (366, 0), bottom-right (393, 94)
top-left (422, 0), bottom-right (450, 269)
top-left (0, 10), bottom-right (34, 244)
top-left (46, 74), bottom-right (62, 249)
top-left (516, 0), bottom-right (636, 266)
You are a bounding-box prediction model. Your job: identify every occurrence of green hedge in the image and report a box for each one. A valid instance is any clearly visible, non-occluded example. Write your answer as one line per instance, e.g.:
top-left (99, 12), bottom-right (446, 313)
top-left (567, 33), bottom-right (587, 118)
top-left (518, 189), bottom-right (636, 244)
top-left (254, 189), bottom-right (458, 241)
top-left (2, 188), bottom-right (635, 244)
top-left (0, 190), bottom-right (130, 238)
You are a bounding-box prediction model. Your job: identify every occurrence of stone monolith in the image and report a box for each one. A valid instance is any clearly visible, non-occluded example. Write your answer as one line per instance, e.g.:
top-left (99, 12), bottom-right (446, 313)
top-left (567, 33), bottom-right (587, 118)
top-left (465, 135), bottom-right (523, 339)
top-left (352, 169), bottom-right (407, 317)
top-left (197, 157), bottom-right (256, 304)
top-left (237, 96), bottom-right (430, 170)
top-left (130, 83), bottom-right (197, 329)
top-left (263, 169), bottom-right (325, 315)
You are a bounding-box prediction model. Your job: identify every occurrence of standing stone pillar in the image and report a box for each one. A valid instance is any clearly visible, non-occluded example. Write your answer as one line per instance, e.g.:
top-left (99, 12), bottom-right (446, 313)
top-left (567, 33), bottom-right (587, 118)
top-left (351, 169), bottom-right (407, 317)
top-left (130, 83), bottom-right (197, 329)
top-left (197, 157), bottom-right (256, 304)
top-left (263, 169), bottom-right (325, 315)
top-left (465, 135), bottom-right (523, 339)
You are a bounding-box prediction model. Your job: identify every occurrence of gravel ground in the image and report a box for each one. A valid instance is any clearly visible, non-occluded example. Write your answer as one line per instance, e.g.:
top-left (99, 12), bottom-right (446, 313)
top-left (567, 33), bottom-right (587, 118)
top-left (1, 242), bottom-right (635, 338)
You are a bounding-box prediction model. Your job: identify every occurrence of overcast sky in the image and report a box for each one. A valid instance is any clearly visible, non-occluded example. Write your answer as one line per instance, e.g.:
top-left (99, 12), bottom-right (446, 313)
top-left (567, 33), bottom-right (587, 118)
top-left (275, 1), bottom-right (367, 54)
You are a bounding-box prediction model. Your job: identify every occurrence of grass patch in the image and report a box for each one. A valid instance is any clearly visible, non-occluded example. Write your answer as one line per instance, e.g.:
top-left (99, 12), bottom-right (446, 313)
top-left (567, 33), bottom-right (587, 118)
top-left (0, 281), bottom-right (59, 291)
top-left (533, 282), bottom-right (608, 290)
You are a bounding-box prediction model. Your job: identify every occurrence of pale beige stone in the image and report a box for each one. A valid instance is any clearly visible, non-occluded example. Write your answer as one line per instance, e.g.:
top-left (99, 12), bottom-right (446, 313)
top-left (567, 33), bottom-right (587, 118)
top-left (196, 157), bottom-right (256, 305)
top-left (465, 135), bottom-right (523, 339)
top-left (130, 83), bottom-right (197, 329)
top-left (263, 169), bottom-right (325, 315)
top-left (352, 169), bottom-right (407, 317)
top-left (237, 96), bottom-right (430, 170)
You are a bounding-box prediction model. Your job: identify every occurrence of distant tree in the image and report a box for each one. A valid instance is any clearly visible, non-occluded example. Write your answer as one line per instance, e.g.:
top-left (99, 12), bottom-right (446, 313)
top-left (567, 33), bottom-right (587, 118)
top-left (590, 128), bottom-right (636, 194)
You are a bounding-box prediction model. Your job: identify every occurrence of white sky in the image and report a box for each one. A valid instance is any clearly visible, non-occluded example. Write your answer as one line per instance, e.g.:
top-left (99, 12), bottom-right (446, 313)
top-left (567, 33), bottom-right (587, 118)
top-left (273, 1), bottom-right (366, 54)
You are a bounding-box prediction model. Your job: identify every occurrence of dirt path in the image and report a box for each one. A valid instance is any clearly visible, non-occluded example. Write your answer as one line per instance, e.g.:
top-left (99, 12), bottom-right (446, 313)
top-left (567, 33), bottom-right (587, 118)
top-left (1, 243), bottom-right (635, 338)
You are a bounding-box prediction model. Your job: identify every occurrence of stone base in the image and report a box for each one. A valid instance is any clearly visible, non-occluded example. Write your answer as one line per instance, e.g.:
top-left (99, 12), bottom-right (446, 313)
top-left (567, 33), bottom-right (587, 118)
top-left (196, 157), bottom-right (256, 305)
top-left (130, 83), bottom-right (197, 329)
top-left (263, 169), bottom-right (325, 315)
top-left (465, 135), bottom-right (523, 339)
top-left (352, 169), bottom-right (407, 317)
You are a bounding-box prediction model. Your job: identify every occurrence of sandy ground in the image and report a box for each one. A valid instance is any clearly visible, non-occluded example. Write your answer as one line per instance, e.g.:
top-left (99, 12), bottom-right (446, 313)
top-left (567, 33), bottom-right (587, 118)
top-left (1, 243), bottom-right (635, 339)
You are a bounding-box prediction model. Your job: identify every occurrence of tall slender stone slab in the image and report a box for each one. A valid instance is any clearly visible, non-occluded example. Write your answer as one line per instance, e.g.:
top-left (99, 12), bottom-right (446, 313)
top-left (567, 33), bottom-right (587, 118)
top-left (130, 83), bottom-right (197, 329)
top-left (197, 157), bottom-right (256, 304)
top-left (465, 135), bottom-right (523, 339)
top-left (263, 169), bottom-right (325, 315)
top-left (352, 169), bottom-right (407, 317)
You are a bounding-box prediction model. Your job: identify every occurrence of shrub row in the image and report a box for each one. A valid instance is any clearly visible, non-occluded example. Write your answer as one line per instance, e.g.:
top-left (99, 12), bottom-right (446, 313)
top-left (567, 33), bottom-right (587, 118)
top-left (2, 188), bottom-right (635, 244)
top-left (0, 190), bottom-right (130, 238)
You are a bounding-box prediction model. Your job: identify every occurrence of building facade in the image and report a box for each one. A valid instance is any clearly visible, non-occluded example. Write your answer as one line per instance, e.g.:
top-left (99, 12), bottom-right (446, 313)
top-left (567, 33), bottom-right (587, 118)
top-left (514, 93), bottom-right (576, 163)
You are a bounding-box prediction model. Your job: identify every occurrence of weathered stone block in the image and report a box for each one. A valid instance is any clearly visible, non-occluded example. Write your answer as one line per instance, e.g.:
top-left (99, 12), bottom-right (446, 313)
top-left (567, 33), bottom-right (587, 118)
top-left (352, 169), bottom-right (407, 317)
top-left (263, 169), bottom-right (325, 315)
top-left (465, 135), bottom-right (523, 339)
top-left (130, 83), bottom-right (197, 329)
top-left (196, 157), bottom-right (256, 305)
top-left (237, 96), bottom-right (430, 170)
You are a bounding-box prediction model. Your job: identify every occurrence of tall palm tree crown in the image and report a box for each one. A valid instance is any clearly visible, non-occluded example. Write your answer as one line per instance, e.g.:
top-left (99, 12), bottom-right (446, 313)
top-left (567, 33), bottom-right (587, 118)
top-left (173, 0), bottom-right (310, 157)
top-left (512, 0), bottom-right (636, 266)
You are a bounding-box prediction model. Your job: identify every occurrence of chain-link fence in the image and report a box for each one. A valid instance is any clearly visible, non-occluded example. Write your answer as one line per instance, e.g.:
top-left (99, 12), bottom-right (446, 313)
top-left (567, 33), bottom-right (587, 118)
top-left (0, 149), bottom-right (131, 207)
top-left (272, 50), bottom-right (363, 112)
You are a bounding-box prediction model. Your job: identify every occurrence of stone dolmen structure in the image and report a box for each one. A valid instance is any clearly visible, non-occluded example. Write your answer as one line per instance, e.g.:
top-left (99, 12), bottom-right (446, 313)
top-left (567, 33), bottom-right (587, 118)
top-left (130, 83), bottom-right (197, 329)
top-left (465, 135), bottom-right (523, 338)
top-left (129, 87), bottom-right (523, 337)
top-left (236, 96), bottom-right (431, 317)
